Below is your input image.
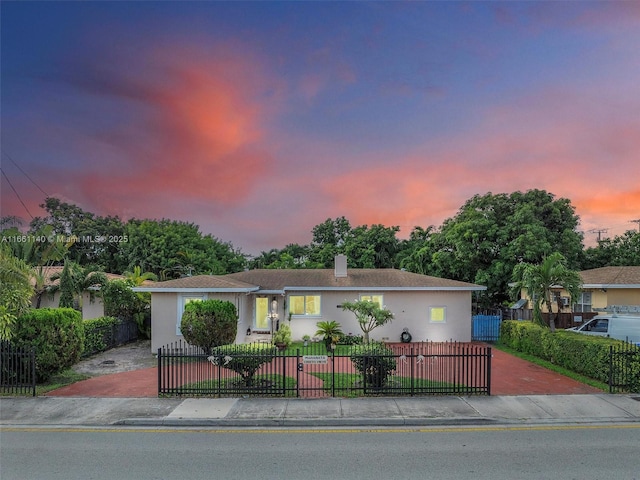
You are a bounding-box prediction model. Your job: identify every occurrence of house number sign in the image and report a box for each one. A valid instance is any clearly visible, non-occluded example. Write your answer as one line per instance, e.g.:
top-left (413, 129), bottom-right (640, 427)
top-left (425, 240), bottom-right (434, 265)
top-left (302, 355), bottom-right (328, 365)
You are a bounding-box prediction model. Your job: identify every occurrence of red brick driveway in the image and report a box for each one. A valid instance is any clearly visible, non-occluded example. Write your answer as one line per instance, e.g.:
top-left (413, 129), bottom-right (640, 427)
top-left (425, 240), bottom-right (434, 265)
top-left (46, 347), bottom-right (601, 398)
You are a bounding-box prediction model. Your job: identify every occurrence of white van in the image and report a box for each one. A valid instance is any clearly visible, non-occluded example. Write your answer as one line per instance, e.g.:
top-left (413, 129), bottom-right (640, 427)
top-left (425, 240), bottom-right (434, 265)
top-left (568, 315), bottom-right (640, 343)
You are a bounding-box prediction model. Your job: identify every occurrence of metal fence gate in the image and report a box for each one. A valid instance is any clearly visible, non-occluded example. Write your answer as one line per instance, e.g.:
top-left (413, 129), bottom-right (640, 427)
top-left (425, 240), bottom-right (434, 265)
top-left (158, 341), bottom-right (491, 398)
top-left (609, 342), bottom-right (640, 393)
top-left (0, 341), bottom-right (36, 397)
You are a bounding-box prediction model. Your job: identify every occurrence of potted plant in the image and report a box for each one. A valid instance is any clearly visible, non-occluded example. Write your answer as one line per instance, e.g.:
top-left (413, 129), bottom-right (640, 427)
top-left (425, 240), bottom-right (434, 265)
top-left (302, 334), bottom-right (311, 347)
top-left (272, 323), bottom-right (292, 351)
top-left (315, 320), bottom-right (343, 351)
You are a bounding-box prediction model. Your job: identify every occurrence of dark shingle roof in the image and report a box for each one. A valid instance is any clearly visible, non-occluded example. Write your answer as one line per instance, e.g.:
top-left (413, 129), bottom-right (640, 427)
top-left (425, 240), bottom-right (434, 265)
top-left (580, 266), bottom-right (640, 287)
top-left (135, 275), bottom-right (258, 292)
top-left (135, 269), bottom-right (485, 293)
top-left (226, 269), bottom-right (484, 291)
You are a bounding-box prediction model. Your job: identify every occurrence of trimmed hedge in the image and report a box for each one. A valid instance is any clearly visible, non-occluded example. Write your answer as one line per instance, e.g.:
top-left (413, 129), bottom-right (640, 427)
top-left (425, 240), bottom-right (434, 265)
top-left (500, 320), bottom-right (629, 384)
top-left (83, 316), bottom-right (121, 356)
top-left (11, 308), bottom-right (84, 382)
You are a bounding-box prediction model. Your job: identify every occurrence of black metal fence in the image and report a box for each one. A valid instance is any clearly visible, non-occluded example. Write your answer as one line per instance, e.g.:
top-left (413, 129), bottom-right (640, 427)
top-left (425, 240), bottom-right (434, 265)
top-left (158, 341), bottom-right (492, 398)
top-left (0, 341), bottom-right (36, 397)
top-left (82, 318), bottom-right (139, 358)
top-left (609, 342), bottom-right (640, 394)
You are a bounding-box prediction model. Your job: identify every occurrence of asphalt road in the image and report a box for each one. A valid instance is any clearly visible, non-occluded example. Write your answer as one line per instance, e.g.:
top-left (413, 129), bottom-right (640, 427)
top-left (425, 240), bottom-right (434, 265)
top-left (2, 424), bottom-right (639, 480)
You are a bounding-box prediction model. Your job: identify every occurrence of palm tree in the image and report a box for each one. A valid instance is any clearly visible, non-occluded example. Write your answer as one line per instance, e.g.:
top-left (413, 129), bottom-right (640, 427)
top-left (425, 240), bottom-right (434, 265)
top-left (49, 260), bottom-right (108, 309)
top-left (123, 266), bottom-right (158, 286)
top-left (0, 244), bottom-right (34, 340)
top-left (511, 252), bottom-right (582, 332)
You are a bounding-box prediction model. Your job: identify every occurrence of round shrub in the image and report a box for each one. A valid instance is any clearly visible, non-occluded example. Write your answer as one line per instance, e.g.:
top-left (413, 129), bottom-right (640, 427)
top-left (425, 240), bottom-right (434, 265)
top-left (180, 299), bottom-right (238, 354)
top-left (11, 308), bottom-right (84, 382)
top-left (350, 342), bottom-right (397, 389)
top-left (209, 343), bottom-right (277, 387)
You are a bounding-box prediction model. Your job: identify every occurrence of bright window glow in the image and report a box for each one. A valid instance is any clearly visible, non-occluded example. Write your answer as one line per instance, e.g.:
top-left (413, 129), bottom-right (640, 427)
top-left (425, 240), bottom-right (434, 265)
top-left (430, 306), bottom-right (446, 323)
top-left (289, 295), bottom-right (321, 316)
top-left (360, 294), bottom-right (383, 306)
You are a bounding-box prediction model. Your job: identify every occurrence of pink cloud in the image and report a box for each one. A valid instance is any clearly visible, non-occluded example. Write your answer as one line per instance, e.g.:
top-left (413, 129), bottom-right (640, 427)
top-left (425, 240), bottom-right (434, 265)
top-left (57, 43), bottom-right (281, 218)
top-left (318, 83), bottom-right (640, 241)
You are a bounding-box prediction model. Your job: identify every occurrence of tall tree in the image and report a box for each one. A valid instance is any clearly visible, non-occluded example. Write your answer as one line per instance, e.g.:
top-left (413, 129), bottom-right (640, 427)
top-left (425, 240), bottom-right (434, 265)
top-left (397, 226), bottom-right (436, 275)
top-left (50, 260), bottom-right (108, 309)
top-left (119, 219), bottom-right (246, 278)
top-left (28, 197), bottom-right (125, 271)
top-left (428, 190), bottom-right (583, 307)
top-left (309, 216), bottom-right (352, 267)
top-left (511, 252), bottom-right (582, 332)
top-left (582, 230), bottom-right (640, 269)
top-left (344, 224), bottom-right (400, 268)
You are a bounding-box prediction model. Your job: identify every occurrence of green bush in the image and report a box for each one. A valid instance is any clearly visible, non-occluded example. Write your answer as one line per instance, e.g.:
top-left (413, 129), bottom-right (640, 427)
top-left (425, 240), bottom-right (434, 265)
top-left (209, 343), bottom-right (277, 387)
top-left (102, 279), bottom-right (150, 338)
top-left (500, 320), bottom-right (633, 385)
top-left (272, 323), bottom-right (292, 348)
top-left (11, 308), bottom-right (84, 382)
top-left (350, 342), bottom-right (397, 389)
top-left (180, 300), bottom-right (238, 354)
top-left (83, 316), bottom-right (120, 356)
top-left (337, 333), bottom-right (363, 345)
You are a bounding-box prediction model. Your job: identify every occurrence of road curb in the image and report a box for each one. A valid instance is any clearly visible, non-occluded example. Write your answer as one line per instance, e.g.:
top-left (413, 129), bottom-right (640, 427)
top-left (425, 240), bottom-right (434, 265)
top-left (115, 416), bottom-right (499, 427)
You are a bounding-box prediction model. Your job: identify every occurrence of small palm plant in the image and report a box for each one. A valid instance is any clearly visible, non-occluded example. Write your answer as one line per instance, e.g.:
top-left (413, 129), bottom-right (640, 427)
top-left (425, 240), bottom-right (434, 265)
top-left (315, 321), bottom-right (343, 351)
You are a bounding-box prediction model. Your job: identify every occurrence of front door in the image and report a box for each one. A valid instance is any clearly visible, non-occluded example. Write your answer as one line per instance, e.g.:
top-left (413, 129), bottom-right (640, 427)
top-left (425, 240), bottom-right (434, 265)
top-left (255, 297), bottom-right (270, 332)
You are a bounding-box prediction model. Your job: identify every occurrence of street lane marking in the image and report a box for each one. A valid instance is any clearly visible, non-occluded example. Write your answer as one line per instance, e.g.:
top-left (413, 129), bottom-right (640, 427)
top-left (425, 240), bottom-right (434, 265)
top-left (3, 424), bottom-right (640, 434)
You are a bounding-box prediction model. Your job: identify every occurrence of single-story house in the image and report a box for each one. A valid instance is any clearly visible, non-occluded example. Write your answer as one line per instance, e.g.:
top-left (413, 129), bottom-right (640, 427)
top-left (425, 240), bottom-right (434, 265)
top-left (135, 255), bottom-right (486, 352)
top-left (31, 266), bottom-right (124, 320)
top-left (515, 265), bottom-right (640, 315)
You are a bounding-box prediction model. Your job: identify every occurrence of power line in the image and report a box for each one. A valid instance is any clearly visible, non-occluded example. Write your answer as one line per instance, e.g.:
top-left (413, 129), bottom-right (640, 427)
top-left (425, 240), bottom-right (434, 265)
top-left (588, 228), bottom-right (609, 242)
top-left (0, 168), bottom-right (34, 219)
top-left (2, 151), bottom-right (49, 196)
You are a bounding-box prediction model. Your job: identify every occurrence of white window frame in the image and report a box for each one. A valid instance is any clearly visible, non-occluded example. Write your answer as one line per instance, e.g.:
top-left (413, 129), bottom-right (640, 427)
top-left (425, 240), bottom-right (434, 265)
top-left (429, 306), bottom-right (447, 323)
top-left (574, 291), bottom-right (592, 313)
top-left (177, 295), bottom-right (205, 335)
top-left (288, 294), bottom-right (321, 317)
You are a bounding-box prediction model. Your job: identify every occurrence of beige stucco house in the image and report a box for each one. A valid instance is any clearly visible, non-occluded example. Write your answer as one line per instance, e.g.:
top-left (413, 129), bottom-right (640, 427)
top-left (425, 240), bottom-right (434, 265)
top-left (135, 256), bottom-right (486, 352)
top-left (31, 266), bottom-right (123, 320)
top-left (515, 265), bottom-right (640, 316)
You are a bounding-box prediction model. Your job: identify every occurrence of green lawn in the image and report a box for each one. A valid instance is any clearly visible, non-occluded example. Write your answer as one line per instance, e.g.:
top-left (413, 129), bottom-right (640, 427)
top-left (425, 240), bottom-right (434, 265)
top-left (279, 341), bottom-right (355, 356)
top-left (178, 374), bottom-right (298, 396)
top-left (307, 372), bottom-right (460, 397)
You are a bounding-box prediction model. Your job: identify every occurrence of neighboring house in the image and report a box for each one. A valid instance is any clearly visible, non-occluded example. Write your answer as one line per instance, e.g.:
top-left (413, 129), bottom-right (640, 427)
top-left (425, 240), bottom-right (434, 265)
top-left (135, 255), bottom-right (486, 352)
top-left (515, 265), bottom-right (640, 317)
top-left (31, 266), bottom-right (123, 320)
top-left (577, 266), bottom-right (640, 312)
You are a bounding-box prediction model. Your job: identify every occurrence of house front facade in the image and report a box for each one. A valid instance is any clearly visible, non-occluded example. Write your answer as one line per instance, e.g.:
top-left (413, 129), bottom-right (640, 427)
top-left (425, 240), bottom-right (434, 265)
top-left (515, 265), bottom-right (640, 317)
top-left (136, 256), bottom-right (486, 352)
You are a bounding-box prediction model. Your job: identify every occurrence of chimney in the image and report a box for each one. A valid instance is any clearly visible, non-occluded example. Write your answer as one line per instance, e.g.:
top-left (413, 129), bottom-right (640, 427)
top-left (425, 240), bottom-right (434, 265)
top-left (334, 254), bottom-right (347, 278)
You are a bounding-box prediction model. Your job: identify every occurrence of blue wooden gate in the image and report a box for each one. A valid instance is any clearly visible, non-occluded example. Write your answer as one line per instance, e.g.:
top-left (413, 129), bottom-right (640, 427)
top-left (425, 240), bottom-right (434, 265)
top-left (472, 314), bottom-right (502, 342)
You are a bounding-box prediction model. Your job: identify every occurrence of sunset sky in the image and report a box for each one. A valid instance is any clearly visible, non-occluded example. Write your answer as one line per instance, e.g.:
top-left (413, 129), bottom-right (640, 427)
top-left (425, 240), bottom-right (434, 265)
top-left (2, 1), bottom-right (639, 255)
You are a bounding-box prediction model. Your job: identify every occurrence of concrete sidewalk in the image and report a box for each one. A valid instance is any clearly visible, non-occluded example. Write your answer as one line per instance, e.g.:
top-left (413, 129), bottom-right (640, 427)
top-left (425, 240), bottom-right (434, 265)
top-left (2, 394), bottom-right (640, 428)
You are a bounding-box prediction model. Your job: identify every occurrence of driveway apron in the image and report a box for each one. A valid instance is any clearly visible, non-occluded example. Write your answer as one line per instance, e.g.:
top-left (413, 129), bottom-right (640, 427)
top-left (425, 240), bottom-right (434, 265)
top-left (45, 347), bottom-right (602, 398)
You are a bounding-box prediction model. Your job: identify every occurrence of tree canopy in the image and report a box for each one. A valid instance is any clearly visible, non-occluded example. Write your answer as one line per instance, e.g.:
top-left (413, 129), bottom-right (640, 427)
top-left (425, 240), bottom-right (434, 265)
top-left (4, 190), bottom-right (638, 312)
